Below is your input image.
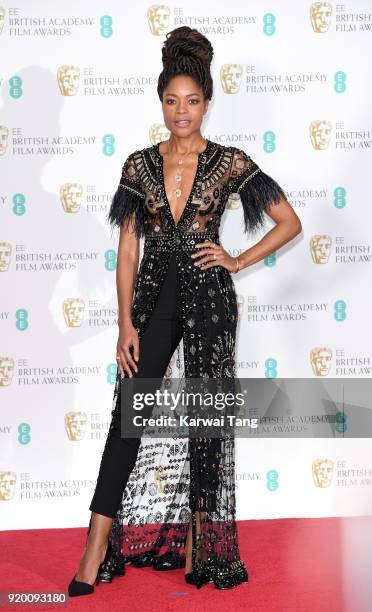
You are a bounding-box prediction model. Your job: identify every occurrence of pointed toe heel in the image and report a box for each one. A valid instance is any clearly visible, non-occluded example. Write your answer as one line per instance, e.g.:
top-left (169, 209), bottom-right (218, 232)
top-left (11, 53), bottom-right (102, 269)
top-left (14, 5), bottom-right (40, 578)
top-left (68, 576), bottom-right (94, 597)
top-left (152, 551), bottom-right (186, 571)
top-left (184, 571), bottom-right (213, 588)
top-left (68, 535), bottom-right (115, 597)
top-left (185, 572), bottom-right (195, 585)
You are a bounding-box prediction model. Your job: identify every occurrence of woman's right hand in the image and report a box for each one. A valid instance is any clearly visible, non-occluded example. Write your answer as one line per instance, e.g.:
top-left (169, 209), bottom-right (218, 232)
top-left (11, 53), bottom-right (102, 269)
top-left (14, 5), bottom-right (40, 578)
top-left (116, 319), bottom-right (140, 379)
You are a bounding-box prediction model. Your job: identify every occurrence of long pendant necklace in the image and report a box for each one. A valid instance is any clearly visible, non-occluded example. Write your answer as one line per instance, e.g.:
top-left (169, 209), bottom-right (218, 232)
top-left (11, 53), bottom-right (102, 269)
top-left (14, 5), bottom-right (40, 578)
top-left (167, 137), bottom-right (207, 201)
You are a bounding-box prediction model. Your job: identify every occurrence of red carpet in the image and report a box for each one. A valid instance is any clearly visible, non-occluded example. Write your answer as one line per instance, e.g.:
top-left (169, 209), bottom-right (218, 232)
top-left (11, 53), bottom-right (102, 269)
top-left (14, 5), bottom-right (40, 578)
top-left (1, 517), bottom-right (371, 611)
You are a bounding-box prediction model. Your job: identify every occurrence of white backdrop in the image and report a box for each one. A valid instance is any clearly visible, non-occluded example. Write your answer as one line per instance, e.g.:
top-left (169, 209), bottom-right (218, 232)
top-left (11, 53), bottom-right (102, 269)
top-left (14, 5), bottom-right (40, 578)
top-left (1, 1), bottom-right (371, 529)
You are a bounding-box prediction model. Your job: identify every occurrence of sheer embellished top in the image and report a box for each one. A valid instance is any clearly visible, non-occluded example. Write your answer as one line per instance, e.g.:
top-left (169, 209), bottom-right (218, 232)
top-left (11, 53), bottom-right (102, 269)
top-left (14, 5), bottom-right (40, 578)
top-left (107, 139), bottom-right (286, 240)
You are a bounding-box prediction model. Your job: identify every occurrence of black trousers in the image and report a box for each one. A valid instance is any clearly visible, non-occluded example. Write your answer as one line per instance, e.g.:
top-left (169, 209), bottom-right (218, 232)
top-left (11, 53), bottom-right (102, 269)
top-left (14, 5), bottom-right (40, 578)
top-left (89, 253), bottom-right (183, 519)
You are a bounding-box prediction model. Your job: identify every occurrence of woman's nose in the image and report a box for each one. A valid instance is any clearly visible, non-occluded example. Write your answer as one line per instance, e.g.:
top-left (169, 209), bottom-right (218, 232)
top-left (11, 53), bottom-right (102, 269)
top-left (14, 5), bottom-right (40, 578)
top-left (176, 102), bottom-right (188, 113)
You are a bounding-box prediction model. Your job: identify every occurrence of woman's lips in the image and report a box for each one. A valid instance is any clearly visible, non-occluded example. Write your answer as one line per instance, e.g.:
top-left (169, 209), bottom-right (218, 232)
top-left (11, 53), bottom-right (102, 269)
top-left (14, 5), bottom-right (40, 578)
top-left (175, 120), bottom-right (191, 127)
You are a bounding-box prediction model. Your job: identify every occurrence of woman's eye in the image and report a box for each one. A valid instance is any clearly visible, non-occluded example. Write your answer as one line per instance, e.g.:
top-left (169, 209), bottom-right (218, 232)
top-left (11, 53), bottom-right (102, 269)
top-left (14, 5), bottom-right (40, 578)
top-left (165, 99), bottom-right (199, 105)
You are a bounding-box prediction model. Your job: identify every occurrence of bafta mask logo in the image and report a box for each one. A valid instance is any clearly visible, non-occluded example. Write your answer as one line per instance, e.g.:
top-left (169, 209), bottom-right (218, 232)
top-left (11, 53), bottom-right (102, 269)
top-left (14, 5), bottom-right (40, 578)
top-left (310, 347), bottom-right (332, 376)
top-left (149, 123), bottom-right (171, 145)
top-left (0, 471), bottom-right (16, 500)
top-left (0, 241), bottom-right (12, 272)
top-left (226, 192), bottom-right (241, 210)
top-left (310, 2), bottom-right (332, 33)
top-left (63, 298), bottom-right (85, 327)
top-left (57, 65), bottom-right (80, 96)
top-left (147, 4), bottom-right (170, 36)
top-left (220, 64), bottom-right (243, 94)
top-left (64, 411), bottom-right (87, 440)
top-left (310, 120), bottom-right (332, 150)
top-left (0, 124), bottom-right (9, 155)
top-left (236, 295), bottom-right (244, 319)
top-left (312, 458), bottom-right (334, 487)
top-left (60, 183), bottom-right (83, 213)
top-left (0, 7), bottom-right (5, 35)
top-left (310, 235), bottom-right (332, 264)
top-left (0, 356), bottom-right (14, 386)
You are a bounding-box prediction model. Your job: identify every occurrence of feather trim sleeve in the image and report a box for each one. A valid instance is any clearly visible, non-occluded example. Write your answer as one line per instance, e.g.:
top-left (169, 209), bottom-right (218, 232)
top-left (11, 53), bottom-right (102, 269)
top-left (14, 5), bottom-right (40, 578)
top-left (227, 148), bottom-right (287, 235)
top-left (106, 152), bottom-right (146, 238)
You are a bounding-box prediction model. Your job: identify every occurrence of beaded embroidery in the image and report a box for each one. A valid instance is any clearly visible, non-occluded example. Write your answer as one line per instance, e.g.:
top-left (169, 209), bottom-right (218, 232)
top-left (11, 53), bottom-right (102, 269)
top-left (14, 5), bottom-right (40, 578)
top-left (102, 139), bottom-right (286, 590)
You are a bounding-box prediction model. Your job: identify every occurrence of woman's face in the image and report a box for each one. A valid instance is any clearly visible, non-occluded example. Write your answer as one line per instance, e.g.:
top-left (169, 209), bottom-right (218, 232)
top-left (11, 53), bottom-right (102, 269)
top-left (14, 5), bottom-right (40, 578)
top-left (161, 75), bottom-right (209, 138)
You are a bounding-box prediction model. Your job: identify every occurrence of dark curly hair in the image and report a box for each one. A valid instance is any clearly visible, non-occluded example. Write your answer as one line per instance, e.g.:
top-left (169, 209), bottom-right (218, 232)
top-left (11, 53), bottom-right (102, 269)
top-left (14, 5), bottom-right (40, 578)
top-left (157, 26), bottom-right (214, 102)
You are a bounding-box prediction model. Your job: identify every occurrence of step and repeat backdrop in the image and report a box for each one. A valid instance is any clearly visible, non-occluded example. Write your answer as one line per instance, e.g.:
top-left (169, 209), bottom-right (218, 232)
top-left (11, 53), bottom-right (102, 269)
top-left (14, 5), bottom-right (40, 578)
top-left (1, 1), bottom-right (371, 529)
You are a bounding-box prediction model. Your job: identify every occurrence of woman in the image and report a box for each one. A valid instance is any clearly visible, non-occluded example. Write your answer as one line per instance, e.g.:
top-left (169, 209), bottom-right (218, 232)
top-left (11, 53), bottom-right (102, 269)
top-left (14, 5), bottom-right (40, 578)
top-left (68, 26), bottom-right (301, 596)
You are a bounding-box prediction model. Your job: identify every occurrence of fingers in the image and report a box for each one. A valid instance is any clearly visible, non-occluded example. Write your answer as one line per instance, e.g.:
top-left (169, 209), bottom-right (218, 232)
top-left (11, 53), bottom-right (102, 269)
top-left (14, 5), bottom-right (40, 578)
top-left (192, 241), bottom-right (222, 261)
top-left (192, 242), bottom-right (224, 270)
top-left (194, 252), bottom-right (220, 268)
top-left (132, 336), bottom-right (140, 363)
top-left (195, 257), bottom-right (220, 270)
top-left (117, 347), bottom-right (132, 379)
top-left (117, 351), bottom-right (133, 379)
top-left (123, 344), bottom-right (139, 377)
top-left (117, 342), bottom-right (139, 379)
top-left (116, 352), bottom-right (124, 379)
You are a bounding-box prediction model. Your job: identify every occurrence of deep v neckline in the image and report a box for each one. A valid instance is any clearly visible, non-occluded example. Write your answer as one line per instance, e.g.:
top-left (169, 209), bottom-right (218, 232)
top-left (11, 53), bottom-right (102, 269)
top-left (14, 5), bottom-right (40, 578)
top-left (156, 139), bottom-right (210, 229)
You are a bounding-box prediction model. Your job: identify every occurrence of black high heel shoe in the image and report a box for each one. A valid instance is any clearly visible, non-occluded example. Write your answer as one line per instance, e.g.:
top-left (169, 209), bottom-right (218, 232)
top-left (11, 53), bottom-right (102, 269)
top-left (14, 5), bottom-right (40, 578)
top-left (128, 551), bottom-right (156, 568)
top-left (85, 514), bottom-right (125, 582)
top-left (185, 572), bottom-right (196, 585)
top-left (68, 538), bottom-right (113, 597)
top-left (152, 551), bottom-right (186, 571)
top-left (184, 571), bottom-right (213, 588)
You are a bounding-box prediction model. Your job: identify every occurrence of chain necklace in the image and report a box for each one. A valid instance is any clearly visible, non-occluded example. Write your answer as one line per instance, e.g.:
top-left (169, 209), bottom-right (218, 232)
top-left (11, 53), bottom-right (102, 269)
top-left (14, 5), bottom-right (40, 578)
top-left (167, 137), bottom-right (207, 201)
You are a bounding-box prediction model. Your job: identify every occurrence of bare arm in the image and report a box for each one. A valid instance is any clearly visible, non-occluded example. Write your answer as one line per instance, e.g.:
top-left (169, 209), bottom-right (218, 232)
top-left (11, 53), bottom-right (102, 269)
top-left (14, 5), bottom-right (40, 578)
top-left (116, 216), bottom-right (141, 378)
top-left (226, 148), bottom-right (302, 270)
top-left (117, 218), bottom-right (140, 325)
top-left (237, 195), bottom-right (302, 270)
top-left (192, 148), bottom-right (302, 272)
top-left (107, 150), bottom-right (145, 378)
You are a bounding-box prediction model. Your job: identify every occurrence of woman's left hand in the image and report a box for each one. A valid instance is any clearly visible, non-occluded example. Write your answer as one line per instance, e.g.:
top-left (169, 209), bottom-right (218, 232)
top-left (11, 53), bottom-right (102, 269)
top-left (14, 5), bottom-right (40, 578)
top-left (191, 240), bottom-right (238, 273)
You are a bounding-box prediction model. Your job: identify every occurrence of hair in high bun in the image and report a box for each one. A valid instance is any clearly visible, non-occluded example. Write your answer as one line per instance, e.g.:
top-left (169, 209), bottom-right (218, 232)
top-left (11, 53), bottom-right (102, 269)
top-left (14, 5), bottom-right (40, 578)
top-left (157, 26), bottom-right (214, 101)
